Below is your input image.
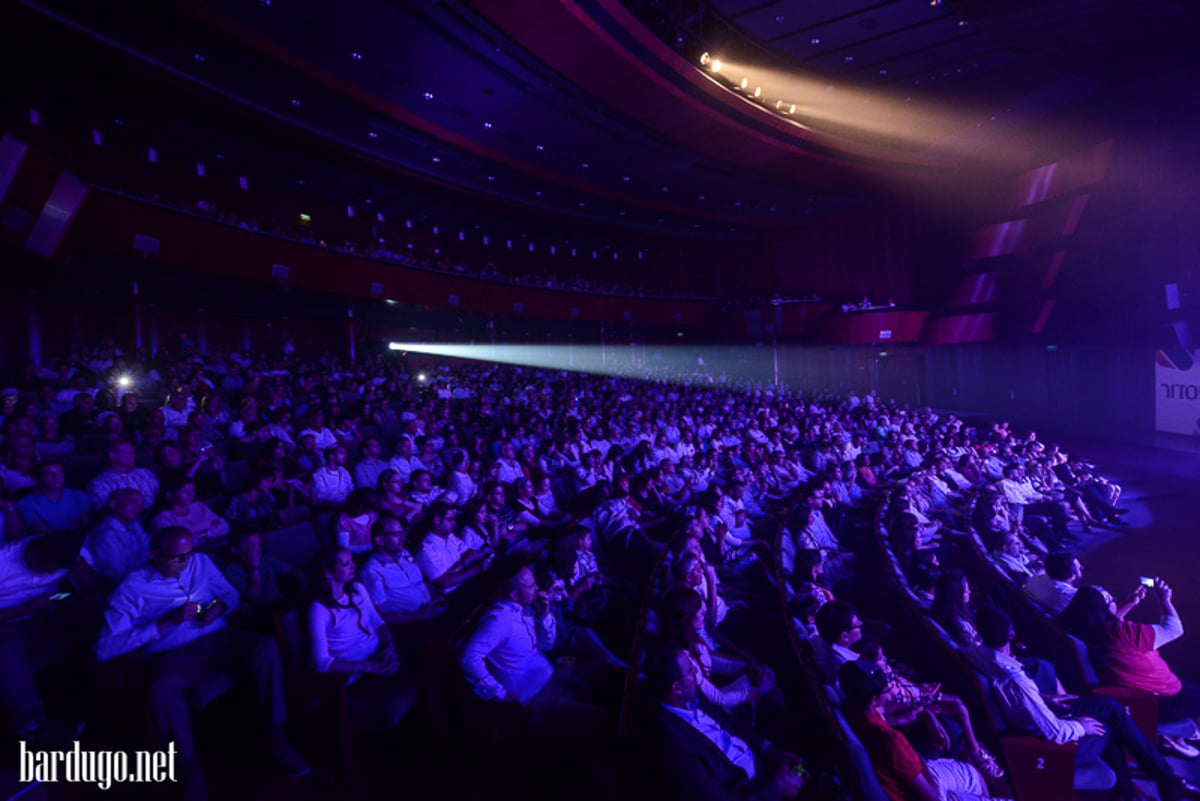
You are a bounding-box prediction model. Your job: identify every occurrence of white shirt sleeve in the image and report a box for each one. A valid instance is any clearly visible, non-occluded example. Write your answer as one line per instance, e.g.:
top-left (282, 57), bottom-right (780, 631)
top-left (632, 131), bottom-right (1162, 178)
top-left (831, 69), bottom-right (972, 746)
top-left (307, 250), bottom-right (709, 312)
top-left (308, 601), bottom-right (335, 672)
top-left (460, 610), bottom-right (508, 701)
top-left (97, 583), bottom-right (160, 662)
top-left (1152, 608), bottom-right (1184, 649)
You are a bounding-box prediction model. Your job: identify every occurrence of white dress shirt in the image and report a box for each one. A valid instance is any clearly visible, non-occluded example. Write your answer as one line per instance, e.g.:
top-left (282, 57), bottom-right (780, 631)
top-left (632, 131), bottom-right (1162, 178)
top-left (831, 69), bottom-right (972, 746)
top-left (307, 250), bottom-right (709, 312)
top-left (0, 540), bottom-right (67, 615)
top-left (967, 645), bottom-right (1084, 744)
top-left (84, 517), bottom-right (150, 582)
top-left (1024, 573), bottom-right (1077, 615)
top-left (308, 582), bottom-right (384, 672)
top-left (416, 533), bottom-right (467, 585)
top-left (661, 701), bottom-right (756, 779)
top-left (97, 553), bottom-right (240, 662)
top-left (460, 599), bottom-right (555, 704)
top-left (359, 551), bottom-right (432, 614)
top-left (312, 466), bottom-right (353, 505)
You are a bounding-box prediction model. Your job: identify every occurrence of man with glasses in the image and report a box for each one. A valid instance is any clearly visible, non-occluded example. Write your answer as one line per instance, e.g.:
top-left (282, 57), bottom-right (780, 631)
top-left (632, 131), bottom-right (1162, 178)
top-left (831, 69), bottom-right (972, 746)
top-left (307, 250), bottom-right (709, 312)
top-left (97, 527), bottom-right (308, 800)
top-left (413, 501), bottom-right (493, 592)
top-left (811, 600), bottom-right (864, 683)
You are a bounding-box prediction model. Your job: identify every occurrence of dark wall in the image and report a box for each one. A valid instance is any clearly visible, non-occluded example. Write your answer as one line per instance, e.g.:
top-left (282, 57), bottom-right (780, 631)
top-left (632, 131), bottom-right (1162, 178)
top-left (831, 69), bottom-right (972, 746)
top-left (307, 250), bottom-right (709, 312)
top-left (924, 344), bottom-right (1153, 435)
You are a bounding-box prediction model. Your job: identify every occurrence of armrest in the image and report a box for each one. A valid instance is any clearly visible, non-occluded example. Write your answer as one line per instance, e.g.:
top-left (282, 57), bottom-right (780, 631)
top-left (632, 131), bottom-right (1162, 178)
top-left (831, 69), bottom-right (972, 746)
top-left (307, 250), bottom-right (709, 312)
top-left (1090, 685), bottom-right (1158, 740)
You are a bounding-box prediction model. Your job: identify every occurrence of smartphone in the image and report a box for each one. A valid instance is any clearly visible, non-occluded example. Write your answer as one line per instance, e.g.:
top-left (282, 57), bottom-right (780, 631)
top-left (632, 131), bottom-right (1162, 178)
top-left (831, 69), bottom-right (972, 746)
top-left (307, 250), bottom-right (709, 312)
top-left (1140, 577), bottom-right (1156, 588)
top-left (49, 592), bottom-right (73, 602)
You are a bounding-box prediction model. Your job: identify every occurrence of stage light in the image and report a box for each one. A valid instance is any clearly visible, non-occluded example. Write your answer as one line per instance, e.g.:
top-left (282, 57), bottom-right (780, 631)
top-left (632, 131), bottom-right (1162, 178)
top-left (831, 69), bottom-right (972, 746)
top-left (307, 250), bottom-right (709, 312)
top-left (699, 52), bottom-right (711, 66)
top-left (753, 86), bottom-right (762, 98)
top-left (739, 78), bottom-right (749, 89)
top-left (417, 373), bottom-right (427, 382)
top-left (116, 374), bottom-right (132, 388)
top-left (711, 59), bottom-right (722, 73)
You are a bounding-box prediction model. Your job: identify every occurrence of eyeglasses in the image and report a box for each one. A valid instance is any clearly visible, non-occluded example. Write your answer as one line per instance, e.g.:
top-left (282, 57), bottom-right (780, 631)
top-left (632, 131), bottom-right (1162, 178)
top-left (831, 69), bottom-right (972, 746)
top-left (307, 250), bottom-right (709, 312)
top-left (157, 550), bottom-right (192, 563)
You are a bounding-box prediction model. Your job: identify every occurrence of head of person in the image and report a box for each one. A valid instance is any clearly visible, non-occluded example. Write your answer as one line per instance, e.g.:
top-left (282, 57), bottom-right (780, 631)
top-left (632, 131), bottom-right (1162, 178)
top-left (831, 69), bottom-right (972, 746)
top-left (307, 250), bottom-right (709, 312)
top-left (975, 605), bottom-right (1015, 650)
top-left (659, 586), bottom-right (706, 647)
top-left (645, 642), bottom-right (699, 708)
top-left (931, 570), bottom-right (971, 623)
top-left (24, 533), bottom-right (83, 575)
top-left (230, 530), bottom-right (262, 566)
top-left (107, 488), bottom-right (145, 523)
top-left (35, 461), bottom-right (66, 493)
top-left (370, 514), bottom-right (407, 555)
top-left (815, 600), bottom-right (863, 647)
top-left (482, 481), bottom-right (506, 511)
top-left (150, 527), bottom-right (194, 579)
top-left (1045, 551), bottom-right (1082, 585)
top-left (107, 440), bottom-right (137, 471)
top-left (155, 441), bottom-right (184, 470)
top-left (794, 548), bottom-right (825, 585)
top-left (343, 488), bottom-right (378, 518)
top-left (838, 658), bottom-right (890, 712)
top-left (324, 445), bottom-right (346, 467)
top-left (1059, 586), bottom-right (1118, 644)
top-left (362, 438), bottom-right (382, 461)
top-left (163, 477), bottom-right (196, 510)
top-left (376, 469), bottom-right (403, 497)
top-left (499, 566), bottom-right (538, 607)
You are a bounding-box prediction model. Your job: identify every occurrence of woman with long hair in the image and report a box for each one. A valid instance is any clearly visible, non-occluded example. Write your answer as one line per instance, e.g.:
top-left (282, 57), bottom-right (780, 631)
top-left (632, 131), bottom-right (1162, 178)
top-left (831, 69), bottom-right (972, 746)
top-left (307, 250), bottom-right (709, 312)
top-left (658, 587), bottom-right (772, 708)
top-left (308, 548), bottom-right (396, 675)
top-left (1061, 582), bottom-right (1200, 756)
top-left (931, 570), bottom-right (980, 647)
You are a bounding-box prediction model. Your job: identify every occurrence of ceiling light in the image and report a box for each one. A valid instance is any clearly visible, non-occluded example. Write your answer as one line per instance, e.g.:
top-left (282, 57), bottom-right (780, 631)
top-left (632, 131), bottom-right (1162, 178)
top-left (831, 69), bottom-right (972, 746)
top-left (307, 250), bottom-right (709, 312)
top-left (844, 55), bottom-right (854, 63)
top-left (775, 15), bottom-right (784, 22)
top-left (367, 131), bottom-right (378, 139)
top-left (753, 86), bottom-right (762, 97)
top-left (789, 104), bottom-right (796, 114)
top-left (740, 78), bottom-right (749, 89)
top-left (699, 52), bottom-right (711, 66)
top-left (483, 122), bottom-right (492, 129)
top-left (958, 19), bottom-right (968, 26)
top-left (423, 92), bottom-right (434, 100)
top-left (351, 52), bottom-right (363, 61)
top-left (711, 59), bottom-right (722, 73)
top-left (536, 144), bottom-right (544, 151)
top-left (431, 156), bottom-right (440, 163)
top-left (811, 38), bottom-right (821, 45)
top-left (879, 69), bottom-right (888, 75)
top-left (290, 98), bottom-right (301, 107)
top-left (622, 176), bottom-right (630, 182)
top-left (487, 176), bottom-right (495, 181)
top-left (193, 53), bottom-right (206, 63)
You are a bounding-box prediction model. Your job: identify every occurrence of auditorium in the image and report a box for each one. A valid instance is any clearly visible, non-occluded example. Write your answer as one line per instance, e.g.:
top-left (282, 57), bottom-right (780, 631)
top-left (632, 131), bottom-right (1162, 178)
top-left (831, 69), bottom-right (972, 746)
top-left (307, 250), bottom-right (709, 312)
top-left (2, 1), bottom-right (1200, 800)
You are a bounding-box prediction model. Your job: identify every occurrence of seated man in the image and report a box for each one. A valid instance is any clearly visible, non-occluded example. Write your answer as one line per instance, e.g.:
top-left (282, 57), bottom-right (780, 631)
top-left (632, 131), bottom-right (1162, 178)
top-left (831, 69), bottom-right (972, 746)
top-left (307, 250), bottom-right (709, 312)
top-left (83, 488), bottom-right (150, 584)
top-left (86, 439), bottom-right (159, 510)
top-left (0, 534), bottom-right (88, 744)
top-left (838, 659), bottom-right (1007, 801)
top-left (14, 462), bottom-right (91, 535)
top-left (1023, 550), bottom-right (1081, 615)
top-left (640, 642), bottom-right (805, 801)
top-left (222, 530), bottom-right (305, 631)
top-left (968, 606), bottom-right (1199, 801)
top-left (413, 502), bottom-right (492, 593)
top-left (97, 527), bottom-right (308, 798)
top-left (810, 600), bottom-right (864, 683)
top-left (359, 515), bottom-right (447, 629)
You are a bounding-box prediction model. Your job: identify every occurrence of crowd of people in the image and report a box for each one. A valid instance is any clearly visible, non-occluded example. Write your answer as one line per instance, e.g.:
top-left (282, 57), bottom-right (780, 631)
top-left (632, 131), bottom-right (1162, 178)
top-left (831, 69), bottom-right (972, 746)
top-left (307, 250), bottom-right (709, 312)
top-left (1, 337), bottom-right (1197, 801)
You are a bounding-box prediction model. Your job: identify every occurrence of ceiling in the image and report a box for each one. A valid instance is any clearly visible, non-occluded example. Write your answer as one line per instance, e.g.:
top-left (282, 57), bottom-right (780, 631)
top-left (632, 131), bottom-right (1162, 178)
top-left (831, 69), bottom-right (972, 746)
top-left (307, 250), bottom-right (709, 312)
top-left (5, 0), bottom-right (1198, 247)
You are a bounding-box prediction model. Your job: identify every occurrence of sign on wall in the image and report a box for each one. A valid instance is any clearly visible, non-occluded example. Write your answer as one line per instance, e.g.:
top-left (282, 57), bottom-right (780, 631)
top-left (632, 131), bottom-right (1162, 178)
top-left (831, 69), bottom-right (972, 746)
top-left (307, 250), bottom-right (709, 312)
top-left (1155, 349), bottom-right (1200, 435)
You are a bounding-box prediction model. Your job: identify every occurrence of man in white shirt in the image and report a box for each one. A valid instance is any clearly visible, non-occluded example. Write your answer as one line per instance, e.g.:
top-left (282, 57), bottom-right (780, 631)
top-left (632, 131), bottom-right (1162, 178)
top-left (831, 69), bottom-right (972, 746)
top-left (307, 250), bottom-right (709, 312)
top-left (492, 441), bottom-right (524, 486)
top-left (352, 438), bottom-right (388, 490)
top-left (97, 528), bottom-right (308, 794)
top-left (387, 437), bottom-right (421, 485)
top-left (83, 489), bottom-right (150, 584)
top-left (87, 440), bottom-right (159, 511)
top-left (1024, 551), bottom-right (1081, 615)
top-left (359, 516), bottom-right (445, 628)
top-left (968, 606), bottom-right (1199, 801)
top-left (312, 445), bottom-right (353, 506)
top-left (460, 566), bottom-right (558, 704)
top-left (642, 642), bottom-right (804, 800)
top-left (414, 503), bottom-right (491, 591)
top-left (445, 451), bottom-right (476, 508)
top-left (0, 535), bottom-right (86, 744)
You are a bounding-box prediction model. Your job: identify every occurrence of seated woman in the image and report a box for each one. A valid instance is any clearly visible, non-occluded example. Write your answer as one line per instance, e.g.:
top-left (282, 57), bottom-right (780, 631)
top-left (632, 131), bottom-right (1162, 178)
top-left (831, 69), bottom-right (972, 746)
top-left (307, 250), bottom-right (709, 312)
top-left (510, 476), bottom-right (572, 535)
top-left (375, 469), bottom-right (413, 520)
top-left (790, 548), bottom-right (835, 607)
top-left (308, 548), bottom-right (417, 728)
top-left (334, 489), bottom-right (379, 556)
top-left (658, 587), bottom-right (774, 711)
top-left (149, 476), bottom-right (230, 551)
top-left (1061, 582), bottom-right (1200, 756)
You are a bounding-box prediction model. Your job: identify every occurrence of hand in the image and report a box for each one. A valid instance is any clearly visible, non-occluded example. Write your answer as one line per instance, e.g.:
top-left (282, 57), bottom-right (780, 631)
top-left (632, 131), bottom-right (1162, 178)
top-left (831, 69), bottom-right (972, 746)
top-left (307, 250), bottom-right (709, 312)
top-left (1077, 716), bottom-right (1106, 737)
top-left (197, 600), bottom-right (226, 625)
top-left (534, 591), bottom-right (551, 616)
top-left (1156, 579), bottom-right (1173, 604)
top-left (774, 764), bottom-right (805, 799)
top-left (165, 601), bottom-right (200, 627)
top-left (379, 642), bottom-right (397, 664)
top-left (1126, 585), bottom-right (1148, 607)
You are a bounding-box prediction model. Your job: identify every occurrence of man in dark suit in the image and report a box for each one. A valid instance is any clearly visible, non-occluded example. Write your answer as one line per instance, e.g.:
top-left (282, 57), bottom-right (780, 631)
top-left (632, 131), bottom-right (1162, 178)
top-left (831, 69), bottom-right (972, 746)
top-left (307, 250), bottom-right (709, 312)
top-left (639, 643), bottom-right (805, 801)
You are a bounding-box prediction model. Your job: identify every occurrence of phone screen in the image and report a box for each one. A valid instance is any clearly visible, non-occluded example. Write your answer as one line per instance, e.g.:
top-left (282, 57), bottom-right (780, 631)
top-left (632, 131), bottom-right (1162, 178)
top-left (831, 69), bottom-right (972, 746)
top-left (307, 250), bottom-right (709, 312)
top-left (1140, 577), bottom-right (1155, 588)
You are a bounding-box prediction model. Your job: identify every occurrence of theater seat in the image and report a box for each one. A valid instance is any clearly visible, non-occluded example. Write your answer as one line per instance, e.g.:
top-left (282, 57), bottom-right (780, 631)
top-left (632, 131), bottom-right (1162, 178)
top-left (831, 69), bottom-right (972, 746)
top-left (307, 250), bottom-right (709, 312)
top-left (821, 684), bottom-right (890, 801)
top-left (261, 521), bottom-right (319, 570)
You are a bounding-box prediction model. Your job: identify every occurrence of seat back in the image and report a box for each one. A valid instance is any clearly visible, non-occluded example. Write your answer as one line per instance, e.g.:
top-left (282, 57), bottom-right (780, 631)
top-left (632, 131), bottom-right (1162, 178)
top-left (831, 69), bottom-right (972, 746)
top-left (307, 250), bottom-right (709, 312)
top-left (262, 521), bottom-right (320, 571)
top-left (822, 684), bottom-right (890, 801)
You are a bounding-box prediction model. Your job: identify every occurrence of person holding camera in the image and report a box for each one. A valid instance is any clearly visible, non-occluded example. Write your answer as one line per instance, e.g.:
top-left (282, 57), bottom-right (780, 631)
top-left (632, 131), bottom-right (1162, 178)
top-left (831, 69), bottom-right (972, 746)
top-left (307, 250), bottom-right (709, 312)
top-left (1060, 579), bottom-right (1200, 756)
